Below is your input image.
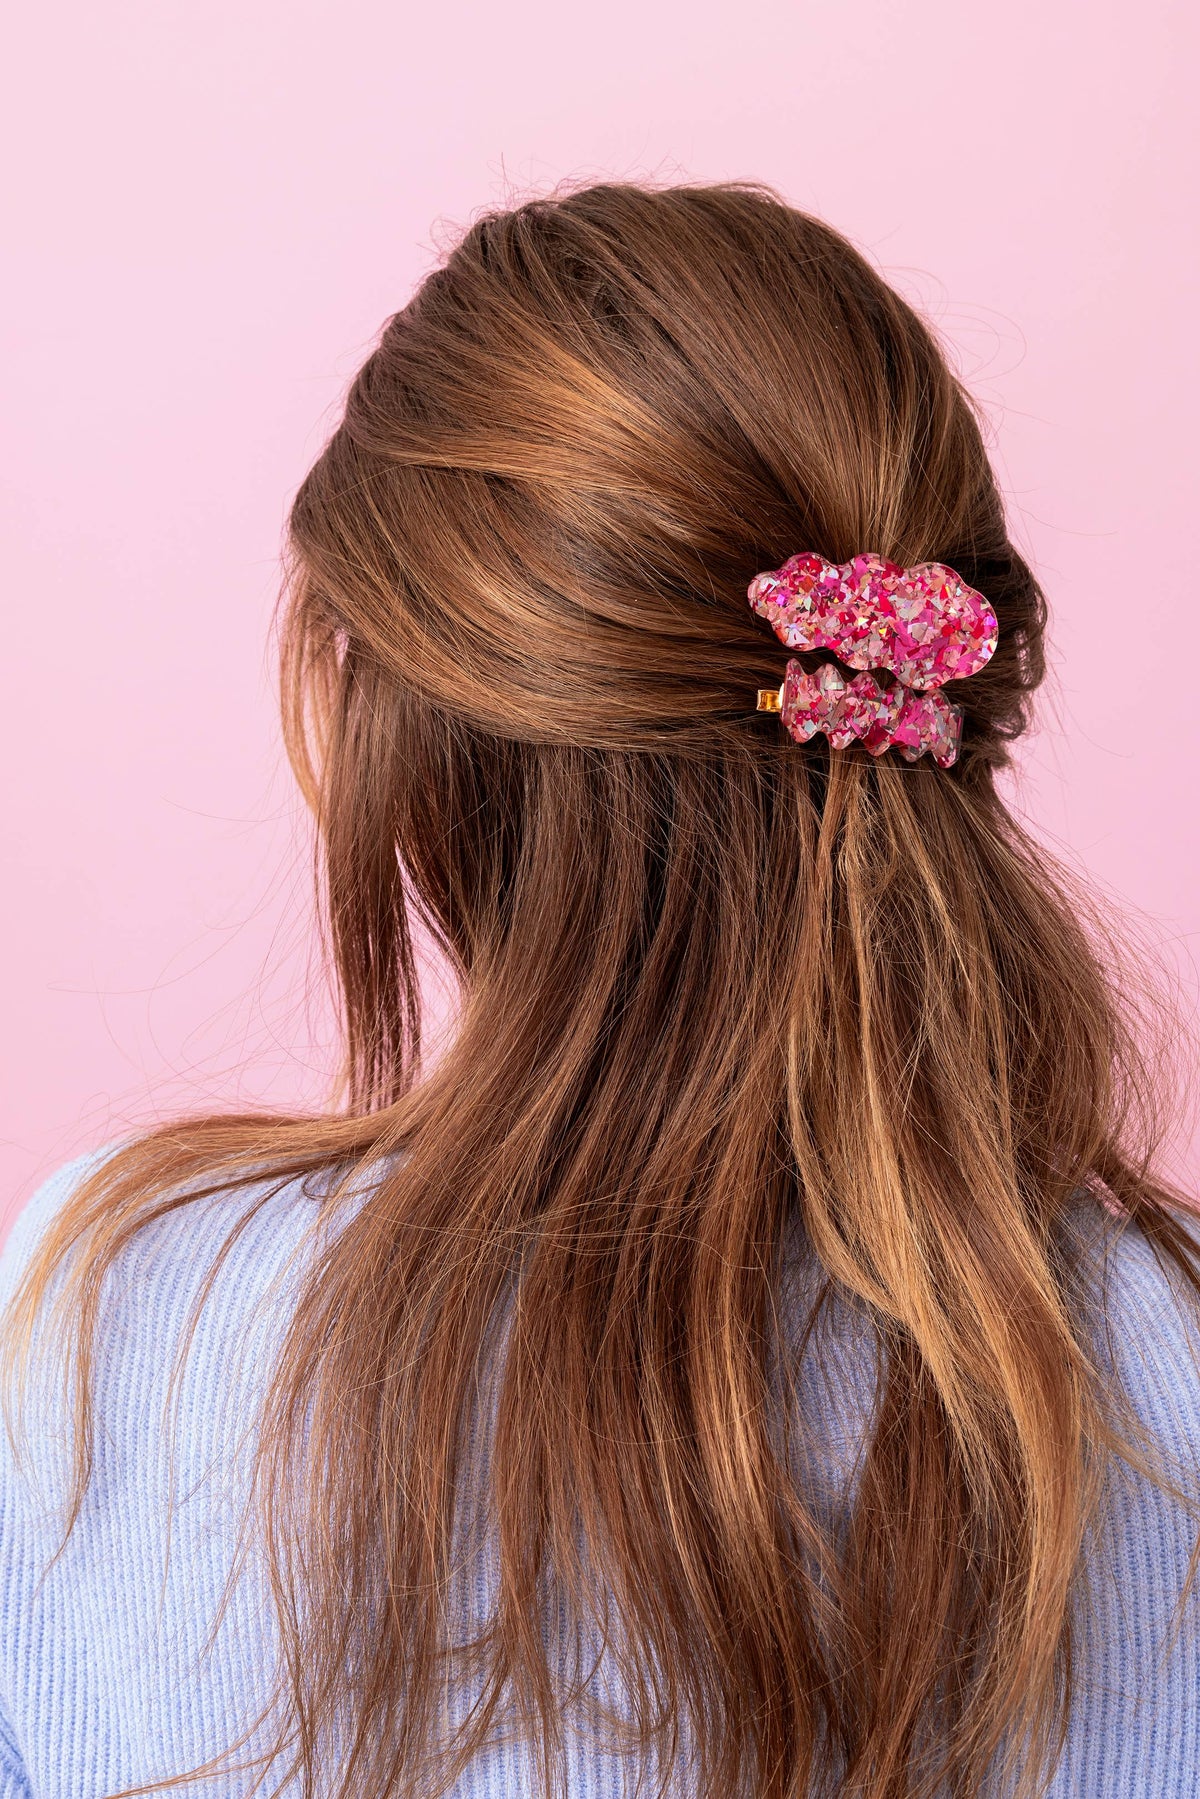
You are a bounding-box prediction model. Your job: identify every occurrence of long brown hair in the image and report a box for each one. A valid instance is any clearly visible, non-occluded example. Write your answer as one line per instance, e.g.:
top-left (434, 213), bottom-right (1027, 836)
top-left (3, 179), bottom-right (1199, 1799)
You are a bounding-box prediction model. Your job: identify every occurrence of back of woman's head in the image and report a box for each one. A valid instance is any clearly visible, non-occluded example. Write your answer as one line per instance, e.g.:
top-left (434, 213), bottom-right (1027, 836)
top-left (5, 180), bottom-right (1197, 1799)
top-left (286, 181), bottom-right (1052, 1122)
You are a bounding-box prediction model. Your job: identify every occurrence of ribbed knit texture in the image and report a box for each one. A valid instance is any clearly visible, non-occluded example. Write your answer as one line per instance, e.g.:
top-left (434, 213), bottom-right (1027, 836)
top-left (1, 1144), bottom-right (1198, 1796)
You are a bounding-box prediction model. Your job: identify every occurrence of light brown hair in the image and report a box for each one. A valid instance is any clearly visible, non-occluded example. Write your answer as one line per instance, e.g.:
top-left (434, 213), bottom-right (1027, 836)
top-left (3, 179), bottom-right (1199, 1798)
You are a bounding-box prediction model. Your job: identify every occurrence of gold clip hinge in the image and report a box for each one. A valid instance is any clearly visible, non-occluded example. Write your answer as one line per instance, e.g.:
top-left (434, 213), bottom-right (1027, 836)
top-left (756, 686), bottom-right (783, 713)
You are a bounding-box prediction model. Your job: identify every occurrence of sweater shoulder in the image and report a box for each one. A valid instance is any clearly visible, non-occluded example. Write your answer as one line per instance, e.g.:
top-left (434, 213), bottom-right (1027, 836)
top-left (1044, 1200), bottom-right (1200, 1789)
top-left (0, 1143), bottom-right (379, 1797)
top-left (0, 1140), bottom-right (384, 1521)
top-left (1067, 1196), bottom-right (1200, 1449)
top-left (0, 1138), bottom-right (330, 1369)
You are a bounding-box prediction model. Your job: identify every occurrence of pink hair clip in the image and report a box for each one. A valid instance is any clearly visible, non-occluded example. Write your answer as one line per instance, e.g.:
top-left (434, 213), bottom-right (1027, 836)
top-left (757, 662), bottom-right (962, 768)
top-left (748, 552), bottom-right (998, 768)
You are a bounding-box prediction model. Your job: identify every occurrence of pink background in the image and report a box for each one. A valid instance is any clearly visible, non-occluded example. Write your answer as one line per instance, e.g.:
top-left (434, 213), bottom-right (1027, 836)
top-left (3, 0), bottom-right (1198, 1231)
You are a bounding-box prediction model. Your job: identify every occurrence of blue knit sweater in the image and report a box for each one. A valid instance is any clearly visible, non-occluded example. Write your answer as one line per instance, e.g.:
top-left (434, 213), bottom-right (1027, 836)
top-left (1, 1144), bottom-right (1199, 1796)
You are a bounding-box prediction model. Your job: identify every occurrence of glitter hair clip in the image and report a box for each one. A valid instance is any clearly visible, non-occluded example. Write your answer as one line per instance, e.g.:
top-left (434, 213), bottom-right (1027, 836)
top-left (747, 552), bottom-right (999, 768)
top-left (758, 663), bottom-right (963, 767)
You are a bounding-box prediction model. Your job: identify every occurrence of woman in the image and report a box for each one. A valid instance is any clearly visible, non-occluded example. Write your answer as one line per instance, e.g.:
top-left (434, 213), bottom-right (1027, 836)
top-left (2, 180), bottom-right (1198, 1799)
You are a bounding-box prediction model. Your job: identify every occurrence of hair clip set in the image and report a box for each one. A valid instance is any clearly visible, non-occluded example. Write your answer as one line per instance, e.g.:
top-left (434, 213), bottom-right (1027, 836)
top-left (747, 552), bottom-right (999, 768)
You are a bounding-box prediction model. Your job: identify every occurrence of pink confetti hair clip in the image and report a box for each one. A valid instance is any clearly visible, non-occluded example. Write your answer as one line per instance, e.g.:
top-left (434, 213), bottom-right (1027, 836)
top-left (747, 552), bottom-right (999, 768)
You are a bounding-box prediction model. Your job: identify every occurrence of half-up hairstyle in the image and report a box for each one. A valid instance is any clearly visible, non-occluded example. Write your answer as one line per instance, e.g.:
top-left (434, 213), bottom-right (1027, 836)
top-left (3, 180), bottom-right (1198, 1799)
